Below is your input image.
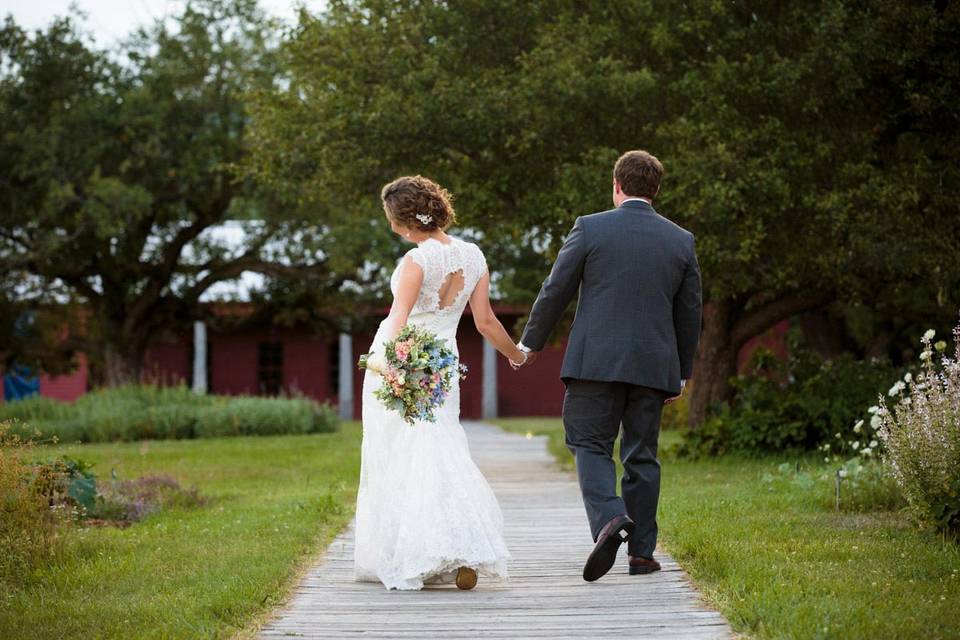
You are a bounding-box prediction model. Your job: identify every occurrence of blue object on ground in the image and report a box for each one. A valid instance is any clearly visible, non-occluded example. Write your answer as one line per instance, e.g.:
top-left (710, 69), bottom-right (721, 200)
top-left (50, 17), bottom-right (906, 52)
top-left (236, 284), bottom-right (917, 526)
top-left (3, 363), bottom-right (40, 401)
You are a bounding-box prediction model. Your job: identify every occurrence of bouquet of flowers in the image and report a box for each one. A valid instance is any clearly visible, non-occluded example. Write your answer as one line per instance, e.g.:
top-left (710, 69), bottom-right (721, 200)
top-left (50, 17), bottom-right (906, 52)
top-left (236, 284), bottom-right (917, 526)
top-left (358, 325), bottom-right (467, 425)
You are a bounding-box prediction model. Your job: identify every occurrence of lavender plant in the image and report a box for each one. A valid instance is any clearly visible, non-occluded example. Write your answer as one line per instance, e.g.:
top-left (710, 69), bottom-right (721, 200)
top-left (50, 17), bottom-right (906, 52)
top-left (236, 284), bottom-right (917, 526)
top-left (875, 323), bottom-right (960, 534)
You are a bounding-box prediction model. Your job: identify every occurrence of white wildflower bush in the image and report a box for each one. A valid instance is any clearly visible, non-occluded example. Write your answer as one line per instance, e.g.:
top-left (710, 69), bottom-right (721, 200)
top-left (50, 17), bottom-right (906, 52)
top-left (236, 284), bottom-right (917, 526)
top-left (818, 401), bottom-right (884, 463)
top-left (874, 324), bottom-right (960, 533)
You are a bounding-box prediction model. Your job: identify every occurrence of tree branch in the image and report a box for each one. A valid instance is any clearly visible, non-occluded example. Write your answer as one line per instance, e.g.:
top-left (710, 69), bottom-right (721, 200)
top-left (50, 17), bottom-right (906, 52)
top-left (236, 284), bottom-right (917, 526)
top-left (185, 257), bottom-right (330, 302)
top-left (730, 290), bottom-right (834, 349)
top-left (123, 215), bottom-right (225, 330)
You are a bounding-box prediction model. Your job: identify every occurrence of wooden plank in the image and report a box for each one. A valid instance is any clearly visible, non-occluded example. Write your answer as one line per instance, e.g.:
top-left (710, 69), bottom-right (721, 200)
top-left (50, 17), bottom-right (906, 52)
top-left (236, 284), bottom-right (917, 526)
top-left (258, 422), bottom-right (732, 639)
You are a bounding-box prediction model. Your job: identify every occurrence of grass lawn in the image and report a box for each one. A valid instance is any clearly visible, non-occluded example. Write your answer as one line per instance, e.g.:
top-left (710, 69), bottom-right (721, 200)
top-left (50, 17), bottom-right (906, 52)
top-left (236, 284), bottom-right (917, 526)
top-left (491, 418), bottom-right (960, 640)
top-left (1, 422), bottom-right (362, 640)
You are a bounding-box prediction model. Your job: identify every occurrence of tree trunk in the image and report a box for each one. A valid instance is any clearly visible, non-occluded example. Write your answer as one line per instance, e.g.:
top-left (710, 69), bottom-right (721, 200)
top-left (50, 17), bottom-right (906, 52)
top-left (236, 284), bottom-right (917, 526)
top-left (687, 291), bottom-right (834, 427)
top-left (687, 301), bottom-right (737, 427)
top-left (102, 342), bottom-right (144, 387)
top-left (865, 331), bottom-right (892, 360)
top-left (799, 309), bottom-right (845, 359)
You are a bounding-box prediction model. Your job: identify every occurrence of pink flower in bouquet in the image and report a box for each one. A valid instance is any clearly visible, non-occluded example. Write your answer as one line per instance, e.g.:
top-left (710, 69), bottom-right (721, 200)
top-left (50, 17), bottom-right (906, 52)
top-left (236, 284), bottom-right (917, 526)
top-left (394, 340), bottom-right (412, 362)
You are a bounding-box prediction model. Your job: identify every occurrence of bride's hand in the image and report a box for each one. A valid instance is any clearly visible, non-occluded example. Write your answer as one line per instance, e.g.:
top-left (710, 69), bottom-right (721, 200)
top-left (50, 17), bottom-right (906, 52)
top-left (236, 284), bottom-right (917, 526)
top-left (365, 353), bottom-right (388, 374)
top-left (508, 350), bottom-right (527, 370)
top-left (510, 347), bottom-right (539, 370)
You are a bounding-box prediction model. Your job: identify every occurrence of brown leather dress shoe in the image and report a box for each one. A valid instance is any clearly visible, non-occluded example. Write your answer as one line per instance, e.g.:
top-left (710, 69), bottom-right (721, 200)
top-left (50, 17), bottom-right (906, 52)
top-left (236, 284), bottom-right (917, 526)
top-left (583, 514), bottom-right (636, 582)
top-left (628, 555), bottom-right (662, 575)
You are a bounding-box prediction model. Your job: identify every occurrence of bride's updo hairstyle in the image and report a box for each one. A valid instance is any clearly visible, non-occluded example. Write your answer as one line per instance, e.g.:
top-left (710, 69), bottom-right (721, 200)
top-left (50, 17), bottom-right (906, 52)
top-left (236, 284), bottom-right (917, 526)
top-left (381, 175), bottom-right (456, 232)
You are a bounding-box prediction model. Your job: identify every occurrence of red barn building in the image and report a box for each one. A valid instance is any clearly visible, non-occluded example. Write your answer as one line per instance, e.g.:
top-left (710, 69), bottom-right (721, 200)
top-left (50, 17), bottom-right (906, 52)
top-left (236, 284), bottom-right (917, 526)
top-left (4, 308), bottom-right (788, 419)
top-left (134, 306), bottom-right (567, 420)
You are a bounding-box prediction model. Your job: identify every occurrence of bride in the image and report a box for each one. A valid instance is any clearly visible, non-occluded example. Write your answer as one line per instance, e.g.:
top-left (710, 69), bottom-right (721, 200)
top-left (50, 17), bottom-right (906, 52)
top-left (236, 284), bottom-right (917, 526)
top-left (353, 175), bottom-right (527, 591)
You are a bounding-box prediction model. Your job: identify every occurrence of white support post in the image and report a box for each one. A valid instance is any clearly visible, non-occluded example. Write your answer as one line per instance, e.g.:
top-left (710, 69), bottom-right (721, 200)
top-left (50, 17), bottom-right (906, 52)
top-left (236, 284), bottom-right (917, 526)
top-left (192, 321), bottom-right (207, 395)
top-left (338, 332), bottom-right (354, 420)
top-left (482, 339), bottom-right (498, 419)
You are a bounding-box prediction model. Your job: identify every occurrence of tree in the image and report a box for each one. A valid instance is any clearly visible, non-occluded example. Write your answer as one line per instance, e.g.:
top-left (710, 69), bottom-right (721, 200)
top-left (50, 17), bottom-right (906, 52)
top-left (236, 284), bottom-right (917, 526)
top-left (249, 0), bottom-right (960, 424)
top-left (654, 1), bottom-right (960, 422)
top-left (0, 1), bottom-right (346, 385)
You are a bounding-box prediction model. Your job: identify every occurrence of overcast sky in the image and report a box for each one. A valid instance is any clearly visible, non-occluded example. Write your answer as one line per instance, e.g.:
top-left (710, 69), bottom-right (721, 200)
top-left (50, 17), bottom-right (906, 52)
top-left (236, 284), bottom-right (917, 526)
top-left (0, 0), bottom-right (326, 47)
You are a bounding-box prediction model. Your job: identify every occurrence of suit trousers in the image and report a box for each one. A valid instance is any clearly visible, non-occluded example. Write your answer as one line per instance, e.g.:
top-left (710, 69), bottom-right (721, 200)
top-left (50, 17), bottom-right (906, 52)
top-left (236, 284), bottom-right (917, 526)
top-left (562, 379), bottom-right (668, 558)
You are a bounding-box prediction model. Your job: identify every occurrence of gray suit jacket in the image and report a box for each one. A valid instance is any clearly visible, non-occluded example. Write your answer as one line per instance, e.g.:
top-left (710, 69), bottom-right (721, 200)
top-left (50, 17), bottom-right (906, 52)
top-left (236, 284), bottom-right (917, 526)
top-left (520, 200), bottom-right (702, 395)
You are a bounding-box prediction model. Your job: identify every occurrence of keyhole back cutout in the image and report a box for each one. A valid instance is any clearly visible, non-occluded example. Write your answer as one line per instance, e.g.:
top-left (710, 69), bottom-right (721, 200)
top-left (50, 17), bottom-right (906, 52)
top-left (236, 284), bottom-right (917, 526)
top-left (437, 269), bottom-right (465, 310)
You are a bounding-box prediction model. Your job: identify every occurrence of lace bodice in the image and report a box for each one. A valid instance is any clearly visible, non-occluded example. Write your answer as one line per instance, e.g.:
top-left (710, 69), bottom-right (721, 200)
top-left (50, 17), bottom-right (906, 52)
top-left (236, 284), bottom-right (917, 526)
top-left (389, 237), bottom-right (488, 334)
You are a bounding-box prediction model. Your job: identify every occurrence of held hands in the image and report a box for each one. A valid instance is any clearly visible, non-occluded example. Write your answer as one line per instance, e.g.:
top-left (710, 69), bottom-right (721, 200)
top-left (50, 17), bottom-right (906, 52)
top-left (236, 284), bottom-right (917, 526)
top-left (509, 343), bottom-right (538, 370)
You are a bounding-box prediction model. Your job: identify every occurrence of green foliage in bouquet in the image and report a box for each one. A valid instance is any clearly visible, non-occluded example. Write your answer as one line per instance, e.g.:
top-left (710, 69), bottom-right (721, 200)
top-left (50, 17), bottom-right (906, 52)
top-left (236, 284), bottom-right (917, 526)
top-left (358, 325), bottom-right (466, 425)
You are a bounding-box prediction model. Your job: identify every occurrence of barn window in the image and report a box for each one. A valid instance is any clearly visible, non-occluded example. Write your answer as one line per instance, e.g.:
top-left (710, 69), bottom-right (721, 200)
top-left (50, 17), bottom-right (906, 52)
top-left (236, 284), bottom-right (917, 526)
top-left (258, 341), bottom-right (284, 396)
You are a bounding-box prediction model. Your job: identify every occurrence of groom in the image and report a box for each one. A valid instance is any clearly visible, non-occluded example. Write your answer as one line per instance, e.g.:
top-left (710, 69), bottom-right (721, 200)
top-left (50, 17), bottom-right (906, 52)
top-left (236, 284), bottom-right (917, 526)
top-left (516, 150), bottom-right (702, 581)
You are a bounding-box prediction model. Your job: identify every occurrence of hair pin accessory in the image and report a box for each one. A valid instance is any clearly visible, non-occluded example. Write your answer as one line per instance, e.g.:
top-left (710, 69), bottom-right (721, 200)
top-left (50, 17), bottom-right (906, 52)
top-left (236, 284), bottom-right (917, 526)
top-left (415, 213), bottom-right (432, 225)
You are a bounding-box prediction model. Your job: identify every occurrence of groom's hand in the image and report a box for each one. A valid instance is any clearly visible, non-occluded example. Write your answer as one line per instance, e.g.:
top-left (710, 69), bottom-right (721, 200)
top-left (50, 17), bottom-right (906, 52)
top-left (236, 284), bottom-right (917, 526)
top-left (665, 380), bottom-right (686, 404)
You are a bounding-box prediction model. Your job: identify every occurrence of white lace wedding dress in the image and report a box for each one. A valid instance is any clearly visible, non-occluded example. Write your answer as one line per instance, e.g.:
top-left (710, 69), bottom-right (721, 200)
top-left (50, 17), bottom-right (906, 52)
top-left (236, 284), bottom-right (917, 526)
top-left (354, 236), bottom-right (511, 590)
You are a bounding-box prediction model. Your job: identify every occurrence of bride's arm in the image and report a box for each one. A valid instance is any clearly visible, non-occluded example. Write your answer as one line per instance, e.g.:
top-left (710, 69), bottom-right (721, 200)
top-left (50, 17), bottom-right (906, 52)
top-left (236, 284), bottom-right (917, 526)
top-left (380, 256), bottom-right (424, 342)
top-left (468, 273), bottom-right (527, 364)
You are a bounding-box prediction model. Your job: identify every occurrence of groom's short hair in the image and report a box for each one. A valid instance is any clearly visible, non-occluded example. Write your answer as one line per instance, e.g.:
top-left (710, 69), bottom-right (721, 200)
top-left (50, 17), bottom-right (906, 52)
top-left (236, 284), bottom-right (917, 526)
top-left (614, 150), bottom-right (663, 199)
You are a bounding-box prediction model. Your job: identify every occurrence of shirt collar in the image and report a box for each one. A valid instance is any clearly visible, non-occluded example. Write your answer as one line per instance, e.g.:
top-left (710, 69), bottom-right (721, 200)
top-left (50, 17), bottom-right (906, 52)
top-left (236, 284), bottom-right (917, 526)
top-left (621, 197), bottom-right (652, 205)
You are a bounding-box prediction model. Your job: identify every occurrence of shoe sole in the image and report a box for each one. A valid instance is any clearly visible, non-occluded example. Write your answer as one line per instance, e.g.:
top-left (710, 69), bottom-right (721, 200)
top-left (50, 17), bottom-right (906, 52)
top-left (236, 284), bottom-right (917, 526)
top-left (629, 564), bottom-right (661, 575)
top-left (456, 567), bottom-right (478, 590)
top-left (583, 521), bottom-right (635, 582)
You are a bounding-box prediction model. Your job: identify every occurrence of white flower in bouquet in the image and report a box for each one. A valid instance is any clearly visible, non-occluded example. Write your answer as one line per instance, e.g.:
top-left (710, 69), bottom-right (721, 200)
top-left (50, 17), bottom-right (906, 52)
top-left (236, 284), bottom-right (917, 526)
top-left (853, 420), bottom-right (863, 434)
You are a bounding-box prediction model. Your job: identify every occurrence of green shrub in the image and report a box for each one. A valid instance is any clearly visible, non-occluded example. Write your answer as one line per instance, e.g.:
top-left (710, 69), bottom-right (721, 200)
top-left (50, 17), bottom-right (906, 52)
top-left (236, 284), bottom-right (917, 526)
top-left (28, 456), bottom-right (98, 513)
top-left (0, 423), bottom-right (70, 586)
top-left (876, 327), bottom-right (960, 534)
top-left (831, 458), bottom-right (906, 514)
top-left (674, 410), bottom-right (733, 458)
top-left (757, 456), bottom-right (905, 514)
top-left (0, 385), bottom-right (339, 443)
top-left (90, 474), bottom-right (207, 522)
top-left (193, 396), bottom-right (332, 437)
top-left (681, 349), bottom-right (900, 456)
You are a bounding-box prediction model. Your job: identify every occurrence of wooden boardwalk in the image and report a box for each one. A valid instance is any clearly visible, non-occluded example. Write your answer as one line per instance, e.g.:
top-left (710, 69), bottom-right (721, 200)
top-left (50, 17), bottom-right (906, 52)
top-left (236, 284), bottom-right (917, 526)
top-left (259, 422), bottom-right (732, 639)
